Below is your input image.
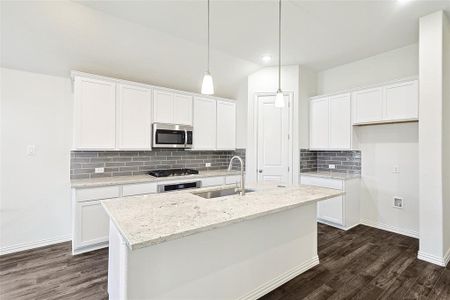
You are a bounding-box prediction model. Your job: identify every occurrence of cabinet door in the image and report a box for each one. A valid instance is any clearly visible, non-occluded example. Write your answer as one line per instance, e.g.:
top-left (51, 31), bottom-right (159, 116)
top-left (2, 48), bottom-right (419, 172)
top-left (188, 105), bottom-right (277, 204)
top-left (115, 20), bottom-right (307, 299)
top-left (383, 80), bottom-right (418, 121)
top-left (74, 77), bottom-right (116, 149)
top-left (329, 94), bottom-right (351, 149)
top-left (117, 84), bottom-right (152, 150)
top-left (216, 101), bottom-right (236, 150)
top-left (153, 90), bottom-right (173, 123)
top-left (74, 200), bottom-right (109, 249)
top-left (317, 196), bottom-right (344, 226)
top-left (173, 94), bottom-right (193, 125)
top-left (310, 97), bottom-right (329, 149)
top-left (352, 87), bottom-right (383, 124)
top-left (193, 97), bottom-right (217, 150)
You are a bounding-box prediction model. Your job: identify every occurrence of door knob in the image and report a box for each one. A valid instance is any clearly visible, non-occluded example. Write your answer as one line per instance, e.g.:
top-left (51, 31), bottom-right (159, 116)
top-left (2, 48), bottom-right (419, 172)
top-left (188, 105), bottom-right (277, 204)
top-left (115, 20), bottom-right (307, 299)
top-left (258, 169), bottom-right (263, 173)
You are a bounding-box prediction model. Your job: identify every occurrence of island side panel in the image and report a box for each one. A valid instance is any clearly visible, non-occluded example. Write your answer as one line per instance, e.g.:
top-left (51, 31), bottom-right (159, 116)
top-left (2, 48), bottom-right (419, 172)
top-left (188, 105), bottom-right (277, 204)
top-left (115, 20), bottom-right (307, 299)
top-left (108, 220), bottom-right (128, 300)
top-left (124, 202), bottom-right (318, 300)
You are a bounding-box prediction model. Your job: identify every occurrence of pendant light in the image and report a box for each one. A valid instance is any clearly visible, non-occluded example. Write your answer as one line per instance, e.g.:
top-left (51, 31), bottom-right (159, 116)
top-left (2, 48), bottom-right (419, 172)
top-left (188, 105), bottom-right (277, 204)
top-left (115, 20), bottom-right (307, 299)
top-left (274, 0), bottom-right (284, 108)
top-left (201, 0), bottom-right (214, 95)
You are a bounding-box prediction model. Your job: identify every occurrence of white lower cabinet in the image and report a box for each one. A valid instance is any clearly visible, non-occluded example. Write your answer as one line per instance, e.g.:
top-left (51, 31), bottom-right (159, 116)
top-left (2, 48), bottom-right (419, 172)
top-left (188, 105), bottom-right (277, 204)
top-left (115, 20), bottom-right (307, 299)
top-left (72, 174), bottom-right (242, 254)
top-left (300, 175), bottom-right (360, 230)
top-left (74, 201), bottom-right (110, 250)
top-left (72, 186), bottom-right (120, 254)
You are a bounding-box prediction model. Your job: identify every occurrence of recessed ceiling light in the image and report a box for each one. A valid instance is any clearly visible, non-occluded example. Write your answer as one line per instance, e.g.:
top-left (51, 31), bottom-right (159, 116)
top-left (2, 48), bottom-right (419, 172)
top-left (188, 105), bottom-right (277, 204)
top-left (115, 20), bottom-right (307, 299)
top-left (398, 0), bottom-right (411, 4)
top-left (261, 55), bottom-right (272, 63)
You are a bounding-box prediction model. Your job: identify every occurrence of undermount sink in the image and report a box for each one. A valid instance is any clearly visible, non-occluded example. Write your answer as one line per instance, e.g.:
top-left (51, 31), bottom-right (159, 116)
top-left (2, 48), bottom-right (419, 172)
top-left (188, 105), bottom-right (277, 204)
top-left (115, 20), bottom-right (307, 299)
top-left (193, 188), bottom-right (255, 199)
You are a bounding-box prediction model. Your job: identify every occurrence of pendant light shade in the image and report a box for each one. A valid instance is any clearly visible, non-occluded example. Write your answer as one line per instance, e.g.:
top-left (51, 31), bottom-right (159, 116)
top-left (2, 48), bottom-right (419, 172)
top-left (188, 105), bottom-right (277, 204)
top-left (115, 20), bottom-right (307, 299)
top-left (201, 71), bottom-right (214, 95)
top-left (275, 0), bottom-right (285, 108)
top-left (201, 0), bottom-right (214, 95)
top-left (275, 89), bottom-right (284, 108)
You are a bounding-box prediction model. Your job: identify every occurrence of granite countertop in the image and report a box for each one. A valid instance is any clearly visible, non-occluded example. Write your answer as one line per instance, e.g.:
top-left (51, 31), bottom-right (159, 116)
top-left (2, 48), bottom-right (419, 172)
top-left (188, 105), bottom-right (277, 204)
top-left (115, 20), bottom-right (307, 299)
top-left (300, 171), bottom-right (361, 180)
top-left (101, 183), bottom-right (344, 250)
top-left (71, 169), bottom-right (241, 188)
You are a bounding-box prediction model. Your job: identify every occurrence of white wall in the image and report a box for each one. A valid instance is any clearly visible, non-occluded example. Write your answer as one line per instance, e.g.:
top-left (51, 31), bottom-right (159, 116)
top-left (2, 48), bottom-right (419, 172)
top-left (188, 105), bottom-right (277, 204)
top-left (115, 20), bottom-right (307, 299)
top-left (317, 44), bottom-right (418, 95)
top-left (0, 68), bottom-right (73, 254)
top-left (356, 124), bottom-right (419, 237)
top-left (443, 10), bottom-right (450, 263)
top-left (235, 80), bottom-right (248, 149)
top-left (298, 67), bottom-right (317, 149)
top-left (317, 44), bottom-right (419, 237)
top-left (418, 11), bottom-right (449, 266)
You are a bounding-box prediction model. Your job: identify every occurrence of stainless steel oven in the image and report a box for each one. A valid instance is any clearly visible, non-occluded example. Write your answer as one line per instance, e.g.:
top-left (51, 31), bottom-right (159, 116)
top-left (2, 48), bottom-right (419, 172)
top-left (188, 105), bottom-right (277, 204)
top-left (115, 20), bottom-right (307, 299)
top-left (152, 123), bottom-right (193, 149)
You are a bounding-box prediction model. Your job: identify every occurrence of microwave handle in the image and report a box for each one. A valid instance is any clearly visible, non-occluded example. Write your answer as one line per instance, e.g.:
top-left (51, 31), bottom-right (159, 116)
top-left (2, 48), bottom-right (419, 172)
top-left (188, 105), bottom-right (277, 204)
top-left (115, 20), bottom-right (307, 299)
top-left (184, 130), bottom-right (188, 147)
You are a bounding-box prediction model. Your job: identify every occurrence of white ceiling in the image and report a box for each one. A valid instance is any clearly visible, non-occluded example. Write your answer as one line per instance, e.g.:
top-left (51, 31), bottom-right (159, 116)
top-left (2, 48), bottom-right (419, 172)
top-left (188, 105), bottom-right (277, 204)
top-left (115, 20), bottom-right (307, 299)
top-left (1, 0), bottom-right (449, 98)
top-left (78, 0), bottom-right (450, 69)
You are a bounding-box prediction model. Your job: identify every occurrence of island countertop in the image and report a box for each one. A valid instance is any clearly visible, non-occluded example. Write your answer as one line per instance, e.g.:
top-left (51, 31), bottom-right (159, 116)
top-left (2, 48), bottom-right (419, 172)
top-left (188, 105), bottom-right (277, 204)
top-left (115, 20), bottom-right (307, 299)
top-left (101, 183), bottom-right (344, 250)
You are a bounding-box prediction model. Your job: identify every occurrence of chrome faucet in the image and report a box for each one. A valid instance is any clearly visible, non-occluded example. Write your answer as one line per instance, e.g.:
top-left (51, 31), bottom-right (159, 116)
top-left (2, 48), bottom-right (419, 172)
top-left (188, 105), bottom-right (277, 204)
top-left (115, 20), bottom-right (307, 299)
top-left (228, 156), bottom-right (245, 196)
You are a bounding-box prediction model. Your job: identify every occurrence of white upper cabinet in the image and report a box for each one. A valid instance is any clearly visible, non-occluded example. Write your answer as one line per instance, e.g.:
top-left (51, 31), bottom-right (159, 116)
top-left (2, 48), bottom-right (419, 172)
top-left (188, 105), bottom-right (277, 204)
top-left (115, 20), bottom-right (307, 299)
top-left (310, 97), bottom-right (330, 149)
top-left (73, 77), bottom-right (116, 150)
top-left (352, 79), bottom-right (418, 125)
top-left (383, 80), bottom-right (418, 121)
top-left (153, 90), bottom-right (193, 125)
top-left (329, 94), bottom-right (351, 149)
top-left (117, 84), bottom-right (152, 150)
top-left (153, 90), bottom-right (173, 124)
top-left (193, 97), bottom-right (217, 150)
top-left (310, 94), bottom-right (351, 150)
top-left (352, 87), bottom-right (383, 124)
top-left (216, 100), bottom-right (236, 150)
top-left (72, 72), bottom-right (235, 151)
top-left (173, 94), bottom-right (193, 125)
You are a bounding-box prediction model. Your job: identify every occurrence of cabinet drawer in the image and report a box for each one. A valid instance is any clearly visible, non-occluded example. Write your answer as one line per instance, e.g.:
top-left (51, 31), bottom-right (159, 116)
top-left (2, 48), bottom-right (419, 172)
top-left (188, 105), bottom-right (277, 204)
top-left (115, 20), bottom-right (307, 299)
top-left (300, 176), bottom-right (343, 190)
top-left (225, 175), bottom-right (241, 185)
top-left (122, 182), bottom-right (158, 196)
top-left (201, 176), bottom-right (225, 187)
top-left (76, 186), bottom-right (120, 202)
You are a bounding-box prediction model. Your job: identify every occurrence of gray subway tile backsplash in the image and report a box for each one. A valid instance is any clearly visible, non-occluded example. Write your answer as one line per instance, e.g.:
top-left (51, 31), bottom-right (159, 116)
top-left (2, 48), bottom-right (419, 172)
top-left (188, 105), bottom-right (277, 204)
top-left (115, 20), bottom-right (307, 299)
top-left (300, 149), bottom-right (361, 174)
top-left (71, 149), bottom-right (246, 179)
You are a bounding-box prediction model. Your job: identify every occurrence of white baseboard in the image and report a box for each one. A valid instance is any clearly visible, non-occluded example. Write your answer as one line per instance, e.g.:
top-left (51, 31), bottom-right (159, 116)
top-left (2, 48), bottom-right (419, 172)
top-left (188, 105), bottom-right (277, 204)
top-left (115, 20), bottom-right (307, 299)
top-left (72, 241), bottom-right (108, 255)
top-left (0, 235), bottom-right (72, 256)
top-left (445, 247), bottom-right (450, 267)
top-left (418, 250), bottom-right (449, 267)
top-left (317, 220), bottom-right (359, 231)
top-left (239, 255), bottom-right (320, 300)
top-left (360, 218), bottom-right (419, 239)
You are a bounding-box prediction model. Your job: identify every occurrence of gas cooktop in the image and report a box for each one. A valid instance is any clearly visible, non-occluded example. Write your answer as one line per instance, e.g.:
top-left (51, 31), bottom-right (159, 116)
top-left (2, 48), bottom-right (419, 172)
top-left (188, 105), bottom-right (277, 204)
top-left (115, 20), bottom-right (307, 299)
top-left (148, 168), bottom-right (199, 178)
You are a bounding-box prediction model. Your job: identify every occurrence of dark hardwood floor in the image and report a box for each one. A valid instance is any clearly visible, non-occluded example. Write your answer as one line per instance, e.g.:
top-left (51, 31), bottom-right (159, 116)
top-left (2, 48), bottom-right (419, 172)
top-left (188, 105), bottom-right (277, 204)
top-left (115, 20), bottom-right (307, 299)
top-left (262, 224), bottom-right (450, 300)
top-left (1, 224), bottom-right (449, 300)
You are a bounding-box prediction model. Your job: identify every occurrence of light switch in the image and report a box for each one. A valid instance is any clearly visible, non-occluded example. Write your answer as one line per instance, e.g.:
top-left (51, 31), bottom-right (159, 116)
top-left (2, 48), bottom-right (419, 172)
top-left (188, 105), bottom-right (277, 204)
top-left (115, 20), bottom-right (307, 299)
top-left (392, 165), bottom-right (400, 173)
top-left (95, 167), bottom-right (105, 174)
top-left (328, 164), bottom-right (336, 169)
top-left (27, 145), bottom-right (36, 156)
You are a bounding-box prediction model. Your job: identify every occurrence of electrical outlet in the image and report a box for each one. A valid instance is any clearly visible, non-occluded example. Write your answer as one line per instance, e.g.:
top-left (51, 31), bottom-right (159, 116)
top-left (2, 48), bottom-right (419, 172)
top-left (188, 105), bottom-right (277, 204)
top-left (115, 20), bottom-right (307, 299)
top-left (95, 167), bottom-right (104, 174)
top-left (393, 197), bottom-right (403, 208)
top-left (205, 163), bottom-right (211, 167)
top-left (328, 164), bottom-right (336, 169)
top-left (392, 165), bottom-right (400, 173)
top-left (27, 145), bottom-right (36, 156)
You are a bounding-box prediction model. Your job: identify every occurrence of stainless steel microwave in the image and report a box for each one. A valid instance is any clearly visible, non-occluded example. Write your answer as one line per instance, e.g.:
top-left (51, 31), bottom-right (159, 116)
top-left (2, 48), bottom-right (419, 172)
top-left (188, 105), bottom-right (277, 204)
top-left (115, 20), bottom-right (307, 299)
top-left (152, 123), bottom-right (193, 149)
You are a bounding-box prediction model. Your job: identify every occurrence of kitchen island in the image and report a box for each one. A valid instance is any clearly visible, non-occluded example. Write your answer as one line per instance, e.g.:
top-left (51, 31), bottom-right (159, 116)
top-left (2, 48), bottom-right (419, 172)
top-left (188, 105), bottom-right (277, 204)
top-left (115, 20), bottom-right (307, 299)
top-left (102, 183), bottom-right (343, 300)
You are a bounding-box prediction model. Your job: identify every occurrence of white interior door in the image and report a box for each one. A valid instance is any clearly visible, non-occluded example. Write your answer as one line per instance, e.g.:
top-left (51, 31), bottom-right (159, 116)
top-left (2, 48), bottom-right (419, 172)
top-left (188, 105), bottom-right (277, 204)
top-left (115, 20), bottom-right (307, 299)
top-left (257, 94), bottom-right (290, 183)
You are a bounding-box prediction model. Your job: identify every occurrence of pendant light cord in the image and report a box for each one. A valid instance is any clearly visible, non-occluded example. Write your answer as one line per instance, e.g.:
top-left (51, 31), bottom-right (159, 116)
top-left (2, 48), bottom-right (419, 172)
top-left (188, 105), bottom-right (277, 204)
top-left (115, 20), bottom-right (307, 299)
top-left (207, 0), bottom-right (210, 73)
top-left (278, 0), bottom-right (282, 92)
